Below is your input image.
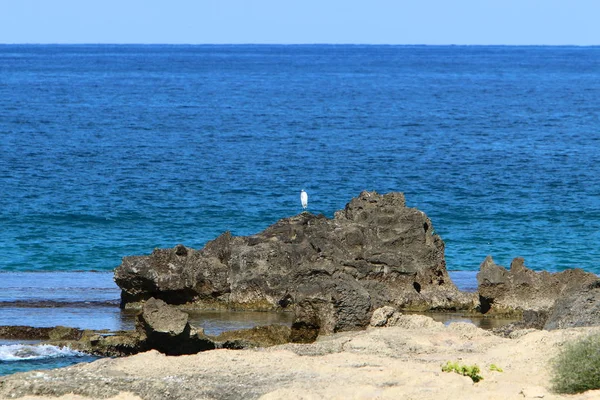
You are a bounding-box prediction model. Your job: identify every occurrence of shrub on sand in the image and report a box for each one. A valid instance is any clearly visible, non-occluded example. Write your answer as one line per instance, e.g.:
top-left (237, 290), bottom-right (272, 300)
top-left (441, 361), bottom-right (483, 383)
top-left (489, 364), bottom-right (503, 372)
top-left (552, 333), bottom-right (600, 394)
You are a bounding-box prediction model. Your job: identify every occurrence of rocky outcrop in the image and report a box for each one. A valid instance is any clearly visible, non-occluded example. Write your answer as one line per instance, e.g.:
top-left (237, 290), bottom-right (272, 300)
top-left (476, 256), bottom-right (598, 316)
top-left (115, 191), bottom-right (475, 337)
top-left (544, 280), bottom-right (600, 330)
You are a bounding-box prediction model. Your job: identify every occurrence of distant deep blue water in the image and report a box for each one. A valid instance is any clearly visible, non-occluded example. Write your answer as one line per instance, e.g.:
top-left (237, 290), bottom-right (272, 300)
top-left (0, 45), bottom-right (599, 374)
top-left (2, 45), bottom-right (599, 274)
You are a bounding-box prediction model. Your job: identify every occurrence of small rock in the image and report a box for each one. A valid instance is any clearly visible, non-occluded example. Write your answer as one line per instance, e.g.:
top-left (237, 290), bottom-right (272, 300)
top-left (370, 306), bottom-right (401, 327)
top-left (136, 297), bottom-right (215, 355)
top-left (388, 314), bottom-right (444, 330)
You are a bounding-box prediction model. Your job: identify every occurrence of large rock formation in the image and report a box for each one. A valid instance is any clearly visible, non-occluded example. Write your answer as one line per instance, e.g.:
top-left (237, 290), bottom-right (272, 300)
top-left (115, 191), bottom-right (475, 337)
top-left (476, 256), bottom-right (598, 317)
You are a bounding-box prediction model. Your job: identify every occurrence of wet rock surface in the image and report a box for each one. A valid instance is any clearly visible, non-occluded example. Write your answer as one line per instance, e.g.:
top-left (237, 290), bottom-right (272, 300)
top-left (214, 324), bottom-right (291, 349)
top-left (0, 325), bottom-right (82, 341)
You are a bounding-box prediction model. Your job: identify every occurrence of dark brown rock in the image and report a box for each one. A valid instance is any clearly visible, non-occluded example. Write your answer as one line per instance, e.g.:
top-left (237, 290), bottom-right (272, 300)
top-left (0, 326), bottom-right (55, 340)
top-left (136, 297), bottom-right (215, 355)
top-left (476, 256), bottom-right (598, 316)
top-left (115, 191), bottom-right (475, 335)
top-left (290, 276), bottom-right (372, 339)
top-left (0, 325), bottom-right (84, 341)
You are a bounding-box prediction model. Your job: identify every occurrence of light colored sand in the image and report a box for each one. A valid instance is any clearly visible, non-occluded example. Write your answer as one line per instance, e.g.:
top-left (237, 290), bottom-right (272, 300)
top-left (3, 316), bottom-right (600, 400)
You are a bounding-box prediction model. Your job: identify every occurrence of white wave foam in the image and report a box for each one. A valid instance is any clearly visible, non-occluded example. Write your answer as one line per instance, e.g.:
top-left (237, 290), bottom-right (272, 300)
top-left (0, 344), bottom-right (85, 361)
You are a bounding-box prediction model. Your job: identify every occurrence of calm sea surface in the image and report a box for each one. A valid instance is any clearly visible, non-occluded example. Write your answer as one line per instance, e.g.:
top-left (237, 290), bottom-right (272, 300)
top-left (0, 45), bottom-right (599, 374)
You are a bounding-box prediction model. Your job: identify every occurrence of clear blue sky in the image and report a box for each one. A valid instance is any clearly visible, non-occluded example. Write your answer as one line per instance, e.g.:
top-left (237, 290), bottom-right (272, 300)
top-left (0, 0), bottom-right (598, 45)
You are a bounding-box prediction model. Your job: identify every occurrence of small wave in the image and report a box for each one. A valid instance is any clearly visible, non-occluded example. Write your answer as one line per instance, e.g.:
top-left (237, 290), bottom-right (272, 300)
top-left (0, 344), bottom-right (85, 361)
top-left (0, 300), bottom-right (119, 308)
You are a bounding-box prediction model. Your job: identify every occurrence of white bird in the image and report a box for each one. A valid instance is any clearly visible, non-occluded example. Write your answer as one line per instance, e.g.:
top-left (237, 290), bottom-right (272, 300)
top-left (300, 190), bottom-right (308, 210)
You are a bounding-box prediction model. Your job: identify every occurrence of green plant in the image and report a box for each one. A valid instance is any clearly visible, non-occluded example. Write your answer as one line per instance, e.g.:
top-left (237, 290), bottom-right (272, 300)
top-left (551, 333), bottom-right (600, 394)
top-left (441, 361), bottom-right (484, 383)
top-left (489, 364), bottom-right (503, 372)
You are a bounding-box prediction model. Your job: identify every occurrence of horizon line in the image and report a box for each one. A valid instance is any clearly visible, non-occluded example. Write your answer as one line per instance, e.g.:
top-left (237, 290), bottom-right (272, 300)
top-left (1, 42), bottom-right (599, 47)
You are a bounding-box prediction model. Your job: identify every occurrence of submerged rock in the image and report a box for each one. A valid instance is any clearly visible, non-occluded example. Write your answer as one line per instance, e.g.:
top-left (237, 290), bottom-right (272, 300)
top-left (0, 325), bottom-right (83, 341)
top-left (115, 191), bottom-right (475, 336)
top-left (214, 324), bottom-right (291, 349)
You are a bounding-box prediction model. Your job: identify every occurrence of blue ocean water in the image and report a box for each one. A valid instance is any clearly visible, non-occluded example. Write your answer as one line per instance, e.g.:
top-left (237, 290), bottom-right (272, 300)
top-left (2, 45), bottom-right (599, 274)
top-left (0, 45), bottom-right (599, 374)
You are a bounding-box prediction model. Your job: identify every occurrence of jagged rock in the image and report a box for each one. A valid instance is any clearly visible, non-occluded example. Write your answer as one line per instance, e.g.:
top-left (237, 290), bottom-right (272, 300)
top-left (476, 256), bottom-right (598, 316)
top-left (115, 191), bottom-right (474, 336)
top-left (544, 280), bottom-right (600, 330)
top-left (136, 297), bottom-right (215, 355)
top-left (138, 297), bottom-right (190, 337)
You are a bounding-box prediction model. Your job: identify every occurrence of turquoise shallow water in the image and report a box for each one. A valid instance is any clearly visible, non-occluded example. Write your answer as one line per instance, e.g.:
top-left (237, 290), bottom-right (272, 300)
top-left (1, 45), bottom-right (599, 375)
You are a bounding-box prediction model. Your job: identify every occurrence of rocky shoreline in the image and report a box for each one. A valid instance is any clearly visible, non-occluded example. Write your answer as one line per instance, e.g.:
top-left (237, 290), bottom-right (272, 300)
top-left (113, 191), bottom-right (600, 340)
top-left (2, 191), bottom-right (600, 398)
top-left (2, 315), bottom-right (600, 400)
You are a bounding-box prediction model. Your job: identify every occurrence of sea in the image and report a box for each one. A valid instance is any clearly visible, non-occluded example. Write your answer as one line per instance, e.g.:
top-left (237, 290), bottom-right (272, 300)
top-left (1, 44), bottom-right (599, 375)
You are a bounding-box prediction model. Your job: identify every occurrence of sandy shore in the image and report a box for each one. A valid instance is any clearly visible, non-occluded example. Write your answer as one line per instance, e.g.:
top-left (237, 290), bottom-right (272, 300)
top-left (2, 315), bottom-right (600, 400)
